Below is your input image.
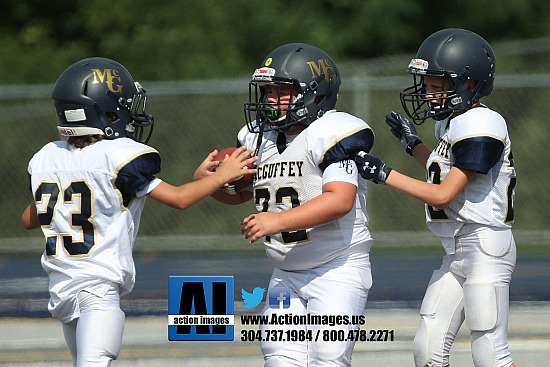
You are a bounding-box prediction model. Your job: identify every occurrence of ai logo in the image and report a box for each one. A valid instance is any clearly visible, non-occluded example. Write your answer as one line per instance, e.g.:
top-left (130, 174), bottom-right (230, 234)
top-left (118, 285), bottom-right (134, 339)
top-left (168, 276), bottom-right (234, 341)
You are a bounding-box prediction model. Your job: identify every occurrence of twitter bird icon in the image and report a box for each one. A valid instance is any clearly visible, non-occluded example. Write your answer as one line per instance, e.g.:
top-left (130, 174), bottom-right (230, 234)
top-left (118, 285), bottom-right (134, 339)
top-left (241, 287), bottom-right (266, 308)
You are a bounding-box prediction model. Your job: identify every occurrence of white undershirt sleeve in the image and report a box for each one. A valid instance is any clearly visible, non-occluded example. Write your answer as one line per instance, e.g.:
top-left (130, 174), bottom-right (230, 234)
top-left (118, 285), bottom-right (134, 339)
top-left (136, 177), bottom-right (162, 197)
top-left (322, 160), bottom-right (358, 187)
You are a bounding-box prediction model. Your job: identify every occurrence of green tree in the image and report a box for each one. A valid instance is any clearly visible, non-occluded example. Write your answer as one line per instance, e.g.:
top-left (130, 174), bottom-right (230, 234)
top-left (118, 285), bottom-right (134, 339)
top-left (1, 0), bottom-right (550, 83)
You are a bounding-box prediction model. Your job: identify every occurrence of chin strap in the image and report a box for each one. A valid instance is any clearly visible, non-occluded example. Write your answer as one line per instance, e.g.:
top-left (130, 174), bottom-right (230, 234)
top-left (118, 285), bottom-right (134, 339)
top-left (276, 132), bottom-right (287, 154)
top-left (253, 119), bottom-right (267, 157)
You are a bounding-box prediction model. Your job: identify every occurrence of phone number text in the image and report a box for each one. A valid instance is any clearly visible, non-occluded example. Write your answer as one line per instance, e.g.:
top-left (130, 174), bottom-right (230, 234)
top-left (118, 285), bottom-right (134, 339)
top-left (240, 329), bottom-right (394, 342)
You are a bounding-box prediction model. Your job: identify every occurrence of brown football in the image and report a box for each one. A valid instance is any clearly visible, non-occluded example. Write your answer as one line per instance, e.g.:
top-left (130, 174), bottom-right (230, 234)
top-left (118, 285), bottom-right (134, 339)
top-left (214, 147), bottom-right (255, 192)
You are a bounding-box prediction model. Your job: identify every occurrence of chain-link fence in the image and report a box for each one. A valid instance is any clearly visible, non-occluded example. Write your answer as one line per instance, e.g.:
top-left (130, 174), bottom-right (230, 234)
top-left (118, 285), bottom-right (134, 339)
top-left (1, 69), bottom-right (549, 249)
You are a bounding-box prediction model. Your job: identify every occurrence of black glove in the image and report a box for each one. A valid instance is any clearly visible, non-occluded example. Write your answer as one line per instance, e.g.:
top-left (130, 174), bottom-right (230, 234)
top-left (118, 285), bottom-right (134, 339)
top-left (354, 151), bottom-right (392, 185)
top-left (385, 111), bottom-right (422, 156)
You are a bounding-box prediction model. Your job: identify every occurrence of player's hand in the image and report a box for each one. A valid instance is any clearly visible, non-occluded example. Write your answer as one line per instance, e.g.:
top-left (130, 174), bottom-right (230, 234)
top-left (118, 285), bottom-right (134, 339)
top-left (194, 150), bottom-right (220, 180)
top-left (215, 147), bottom-right (257, 183)
top-left (354, 151), bottom-right (392, 184)
top-left (241, 212), bottom-right (282, 243)
top-left (385, 111), bottom-right (423, 156)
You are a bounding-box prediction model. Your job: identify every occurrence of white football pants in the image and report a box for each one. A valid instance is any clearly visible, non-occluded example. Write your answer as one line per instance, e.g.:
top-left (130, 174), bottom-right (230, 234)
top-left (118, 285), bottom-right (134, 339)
top-left (260, 255), bottom-right (372, 367)
top-left (62, 286), bottom-right (125, 367)
top-left (413, 225), bottom-right (516, 367)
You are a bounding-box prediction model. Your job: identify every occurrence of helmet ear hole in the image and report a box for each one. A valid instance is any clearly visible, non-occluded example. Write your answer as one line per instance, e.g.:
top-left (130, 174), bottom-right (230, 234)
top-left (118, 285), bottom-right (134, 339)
top-left (106, 111), bottom-right (118, 122)
top-left (314, 94), bottom-right (326, 105)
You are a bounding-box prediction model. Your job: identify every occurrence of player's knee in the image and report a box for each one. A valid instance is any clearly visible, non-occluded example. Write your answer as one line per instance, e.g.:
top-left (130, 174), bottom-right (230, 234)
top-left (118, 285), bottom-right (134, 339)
top-left (466, 284), bottom-right (514, 367)
top-left (413, 272), bottom-right (445, 367)
top-left (413, 317), bottom-right (431, 367)
top-left (102, 308), bottom-right (125, 358)
top-left (309, 339), bottom-right (351, 366)
top-left (261, 338), bottom-right (306, 367)
top-left (263, 353), bottom-right (303, 367)
top-left (80, 308), bottom-right (125, 364)
top-left (264, 357), bottom-right (295, 367)
top-left (465, 282), bottom-right (514, 367)
top-left (260, 337), bottom-right (278, 358)
top-left (471, 332), bottom-right (497, 367)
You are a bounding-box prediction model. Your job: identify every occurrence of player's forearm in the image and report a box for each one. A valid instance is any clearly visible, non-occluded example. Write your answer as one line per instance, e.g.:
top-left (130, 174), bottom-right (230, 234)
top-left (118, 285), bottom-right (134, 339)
top-left (183, 175), bottom-right (230, 208)
top-left (411, 143), bottom-right (431, 166)
top-left (385, 169), bottom-right (468, 209)
top-left (385, 171), bottom-right (438, 206)
top-left (149, 174), bottom-right (230, 210)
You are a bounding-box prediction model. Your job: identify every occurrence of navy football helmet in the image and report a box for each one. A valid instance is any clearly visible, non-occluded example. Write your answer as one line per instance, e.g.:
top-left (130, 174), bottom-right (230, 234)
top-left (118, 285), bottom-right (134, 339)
top-left (400, 29), bottom-right (496, 124)
top-left (244, 43), bottom-right (341, 132)
top-left (52, 57), bottom-right (154, 143)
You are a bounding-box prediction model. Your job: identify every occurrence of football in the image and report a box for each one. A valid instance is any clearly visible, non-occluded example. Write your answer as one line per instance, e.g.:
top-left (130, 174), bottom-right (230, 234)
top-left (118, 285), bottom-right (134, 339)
top-left (214, 147), bottom-right (255, 192)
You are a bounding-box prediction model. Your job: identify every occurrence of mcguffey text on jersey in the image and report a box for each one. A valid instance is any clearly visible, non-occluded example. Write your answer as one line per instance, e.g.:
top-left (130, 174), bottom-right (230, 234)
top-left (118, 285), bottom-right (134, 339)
top-left (255, 161), bottom-right (304, 180)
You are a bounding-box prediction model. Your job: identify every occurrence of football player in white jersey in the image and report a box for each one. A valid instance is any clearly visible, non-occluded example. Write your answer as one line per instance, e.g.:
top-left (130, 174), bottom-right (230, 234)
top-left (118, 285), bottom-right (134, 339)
top-left (21, 57), bottom-right (256, 367)
top-left (195, 43), bottom-right (375, 367)
top-left (353, 29), bottom-right (517, 367)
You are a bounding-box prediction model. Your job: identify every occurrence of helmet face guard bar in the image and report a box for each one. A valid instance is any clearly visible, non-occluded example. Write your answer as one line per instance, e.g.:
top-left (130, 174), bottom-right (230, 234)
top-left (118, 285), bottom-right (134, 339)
top-left (244, 73), bottom-right (327, 133)
top-left (106, 84), bottom-right (154, 143)
top-left (128, 82), bottom-right (154, 126)
top-left (245, 79), bottom-right (306, 133)
top-left (400, 73), bottom-right (457, 125)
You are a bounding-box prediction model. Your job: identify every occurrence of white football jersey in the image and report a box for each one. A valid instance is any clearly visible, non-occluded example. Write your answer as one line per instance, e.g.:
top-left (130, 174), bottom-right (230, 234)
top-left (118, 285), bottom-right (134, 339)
top-left (28, 138), bottom-right (161, 322)
top-left (425, 106), bottom-right (516, 239)
top-left (238, 111), bottom-right (374, 271)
